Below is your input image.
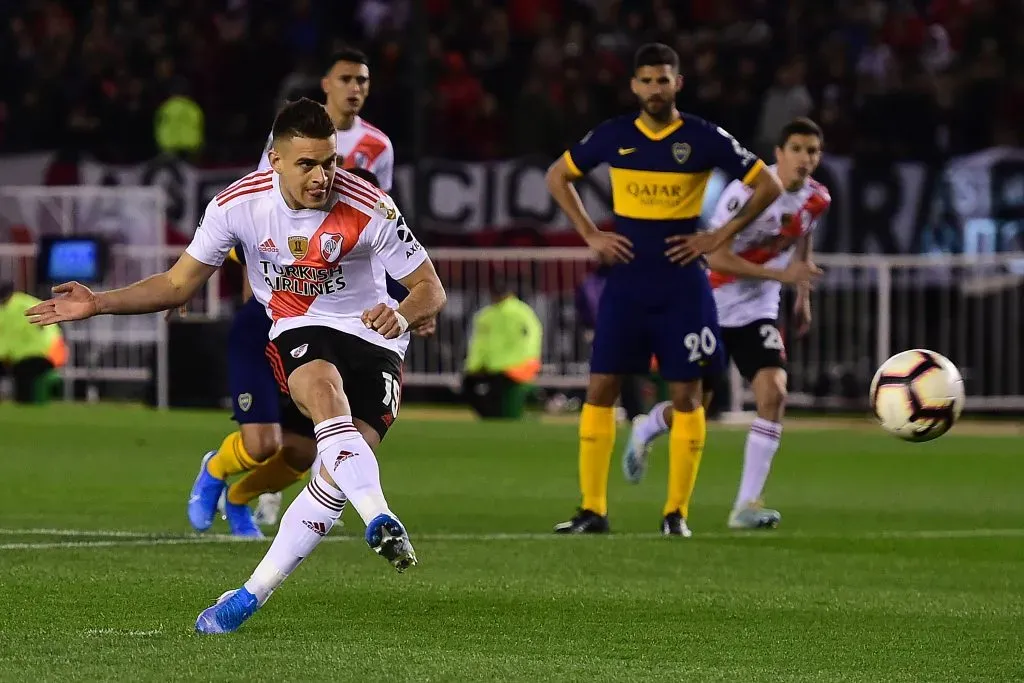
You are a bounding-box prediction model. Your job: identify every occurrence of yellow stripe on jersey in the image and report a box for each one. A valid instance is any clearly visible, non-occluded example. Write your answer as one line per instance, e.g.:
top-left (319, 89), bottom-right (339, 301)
top-left (742, 159), bottom-right (767, 186)
top-left (608, 167), bottom-right (711, 221)
top-left (633, 117), bottom-right (683, 141)
top-left (562, 150), bottom-right (583, 178)
top-left (228, 247), bottom-right (242, 264)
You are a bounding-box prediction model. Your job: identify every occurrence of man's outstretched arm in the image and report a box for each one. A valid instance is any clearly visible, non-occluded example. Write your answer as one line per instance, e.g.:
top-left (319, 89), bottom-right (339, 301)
top-left (27, 252), bottom-right (218, 325)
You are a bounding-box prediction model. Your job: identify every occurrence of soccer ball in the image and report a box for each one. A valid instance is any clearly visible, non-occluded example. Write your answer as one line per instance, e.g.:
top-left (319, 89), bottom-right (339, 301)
top-left (869, 349), bottom-right (965, 442)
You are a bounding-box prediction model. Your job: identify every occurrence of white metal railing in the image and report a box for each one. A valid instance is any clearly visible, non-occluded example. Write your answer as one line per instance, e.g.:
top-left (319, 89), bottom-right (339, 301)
top-left (0, 243), bottom-right (221, 314)
top-left (783, 252), bottom-right (1024, 411)
top-left (412, 249), bottom-right (1024, 412)
top-left (403, 248), bottom-right (595, 390)
top-left (3, 242), bottom-right (1022, 412)
top-left (0, 186), bottom-right (172, 406)
top-left (0, 242), bottom-right (220, 410)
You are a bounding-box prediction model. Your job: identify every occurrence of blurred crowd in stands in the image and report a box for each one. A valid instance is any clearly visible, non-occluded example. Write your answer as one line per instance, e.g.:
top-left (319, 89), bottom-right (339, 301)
top-left (2, 0), bottom-right (1023, 165)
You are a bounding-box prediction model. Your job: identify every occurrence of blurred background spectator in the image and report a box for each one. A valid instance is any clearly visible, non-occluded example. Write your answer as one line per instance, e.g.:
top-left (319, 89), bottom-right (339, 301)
top-left (0, 280), bottom-right (67, 404)
top-left (2, 0), bottom-right (1022, 165)
top-left (462, 273), bottom-right (543, 419)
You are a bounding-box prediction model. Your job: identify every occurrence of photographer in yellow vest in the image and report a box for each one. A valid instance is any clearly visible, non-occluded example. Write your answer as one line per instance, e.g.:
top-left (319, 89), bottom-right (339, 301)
top-left (463, 275), bottom-right (542, 419)
top-left (0, 282), bottom-right (67, 403)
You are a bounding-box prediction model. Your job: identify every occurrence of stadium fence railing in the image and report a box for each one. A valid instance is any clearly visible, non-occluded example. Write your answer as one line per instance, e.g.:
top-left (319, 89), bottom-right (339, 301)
top-left (2, 243), bottom-right (1022, 412)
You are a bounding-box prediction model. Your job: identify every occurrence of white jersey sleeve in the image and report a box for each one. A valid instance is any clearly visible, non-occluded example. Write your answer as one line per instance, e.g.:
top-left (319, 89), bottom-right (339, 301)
top-left (185, 199), bottom-right (236, 267)
top-left (372, 141), bottom-right (395, 193)
top-left (366, 196), bottom-right (427, 281)
top-left (256, 133), bottom-right (273, 172)
top-left (709, 179), bottom-right (754, 230)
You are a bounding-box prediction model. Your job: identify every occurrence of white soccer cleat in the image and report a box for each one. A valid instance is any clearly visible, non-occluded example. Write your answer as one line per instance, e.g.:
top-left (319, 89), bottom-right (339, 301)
top-left (220, 491), bottom-right (283, 528)
top-left (728, 501), bottom-right (781, 530)
top-left (622, 414), bottom-right (653, 484)
top-left (253, 492), bottom-right (283, 527)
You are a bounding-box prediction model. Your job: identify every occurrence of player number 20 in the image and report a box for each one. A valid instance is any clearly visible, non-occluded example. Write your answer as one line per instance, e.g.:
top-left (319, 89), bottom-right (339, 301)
top-left (759, 325), bottom-right (784, 350)
top-left (381, 372), bottom-right (400, 418)
top-left (684, 327), bottom-right (718, 362)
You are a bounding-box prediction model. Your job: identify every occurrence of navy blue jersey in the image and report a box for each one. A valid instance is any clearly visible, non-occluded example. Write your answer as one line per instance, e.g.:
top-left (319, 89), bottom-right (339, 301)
top-left (564, 113), bottom-right (765, 284)
top-left (226, 248), bottom-right (278, 422)
top-left (564, 113), bottom-right (765, 380)
top-left (227, 296), bottom-right (279, 424)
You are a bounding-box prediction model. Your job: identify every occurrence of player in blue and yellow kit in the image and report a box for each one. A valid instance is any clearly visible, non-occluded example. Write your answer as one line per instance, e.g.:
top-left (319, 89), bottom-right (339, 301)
top-left (185, 244), bottom-right (298, 538)
top-left (546, 43), bottom-right (783, 536)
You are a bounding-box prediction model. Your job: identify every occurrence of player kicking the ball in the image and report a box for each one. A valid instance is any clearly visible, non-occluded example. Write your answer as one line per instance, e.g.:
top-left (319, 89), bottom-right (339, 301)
top-left (546, 43), bottom-right (783, 537)
top-left (200, 168), bottom-right (434, 538)
top-left (623, 118), bottom-right (830, 530)
top-left (27, 99), bottom-right (446, 634)
top-left (189, 47), bottom-right (399, 538)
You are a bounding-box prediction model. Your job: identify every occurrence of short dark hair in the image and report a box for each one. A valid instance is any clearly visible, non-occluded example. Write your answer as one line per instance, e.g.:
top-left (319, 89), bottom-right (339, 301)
top-left (490, 271), bottom-right (511, 297)
top-left (327, 47), bottom-right (369, 73)
top-left (344, 167), bottom-right (380, 189)
top-left (634, 43), bottom-right (679, 72)
top-left (777, 117), bottom-right (824, 149)
top-left (271, 97), bottom-right (335, 142)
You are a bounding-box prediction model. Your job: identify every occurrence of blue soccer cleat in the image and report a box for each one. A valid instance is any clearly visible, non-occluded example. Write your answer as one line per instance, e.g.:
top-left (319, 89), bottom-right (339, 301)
top-left (224, 500), bottom-right (264, 538)
top-left (187, 451), bottom-right (226, 533)
top-left (195, 587), bottom-right (259, 635)
top-left (365, 513), bottom-right (417, 572)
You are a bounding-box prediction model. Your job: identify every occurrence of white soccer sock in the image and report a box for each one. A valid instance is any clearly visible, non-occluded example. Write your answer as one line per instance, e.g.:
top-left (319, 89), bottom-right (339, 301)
top-left (634, 400), bottom-right (673, 444)
top-left (735, 418), bottom-right (782, 509)
top-left (243, 474), bottom-right (347, 604)
top-left (313, 416), bottom-right (392, 526)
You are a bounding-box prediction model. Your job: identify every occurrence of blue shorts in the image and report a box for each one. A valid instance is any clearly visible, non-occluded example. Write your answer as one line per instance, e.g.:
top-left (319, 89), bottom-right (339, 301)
top-left (227, 297), bottom-right (279, 425)
top-left (589, 270), bottom-right (725, 382)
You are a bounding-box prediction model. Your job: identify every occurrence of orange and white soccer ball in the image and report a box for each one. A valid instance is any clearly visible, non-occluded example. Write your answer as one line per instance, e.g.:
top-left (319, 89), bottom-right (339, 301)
top-left (869, 349), bottom-right (965, 442)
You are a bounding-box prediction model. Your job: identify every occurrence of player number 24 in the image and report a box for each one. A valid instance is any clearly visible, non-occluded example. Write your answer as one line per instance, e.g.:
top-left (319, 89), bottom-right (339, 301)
top-left (381, 372), bottom-right (400, 418)
top-left (684, 327), bottom-right (718, 362)
top-left (759, 325), bottom-right (784, 350)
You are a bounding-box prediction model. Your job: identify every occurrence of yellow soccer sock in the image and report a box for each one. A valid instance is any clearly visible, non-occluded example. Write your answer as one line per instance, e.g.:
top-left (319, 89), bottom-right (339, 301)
top-left (664, 407), bottom-right (707, 518)
top-left (226, 450), bottom-right (305, 505)
top-left (579, 403), bottom-right (616, 516)
top-left (206, 432), bottom-right (260, 481)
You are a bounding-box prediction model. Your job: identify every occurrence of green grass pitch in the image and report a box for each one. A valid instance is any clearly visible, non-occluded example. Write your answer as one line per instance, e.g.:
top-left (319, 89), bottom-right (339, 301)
top-left (0, 404), bottom-right (1022, 682)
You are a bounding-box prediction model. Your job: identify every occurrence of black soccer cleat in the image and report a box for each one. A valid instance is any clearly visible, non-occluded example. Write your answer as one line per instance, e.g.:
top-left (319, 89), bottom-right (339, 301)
top-left (553, 508), bottom-right (610, 534)
top-left (661, 511), bottom-right (693, 537)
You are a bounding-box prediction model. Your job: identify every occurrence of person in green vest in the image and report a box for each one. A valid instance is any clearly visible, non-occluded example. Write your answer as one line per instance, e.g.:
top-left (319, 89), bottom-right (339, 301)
top-left (0, 282), bottom-right (66, 403)
top-left (462, 275), bottom-right (543, 419)
top-left (155, 81), bottom-right (205, 158)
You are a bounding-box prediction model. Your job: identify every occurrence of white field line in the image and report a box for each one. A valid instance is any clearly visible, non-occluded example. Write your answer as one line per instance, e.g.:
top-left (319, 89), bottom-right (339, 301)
top-left (83, 628), bottom-right (163, 637)
top-left (1, 527), bottom-right (1024, 551)
top-left (0, 538), bottom-right (235, 550)
top-left (0, 527), bottom-right (185, 538)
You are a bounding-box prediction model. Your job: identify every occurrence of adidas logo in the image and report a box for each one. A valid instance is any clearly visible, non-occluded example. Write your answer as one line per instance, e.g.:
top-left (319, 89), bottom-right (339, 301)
top-left (303, 519), bottom-right (327, 536)
top-left (258, 238), bottom-right (278, 253)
